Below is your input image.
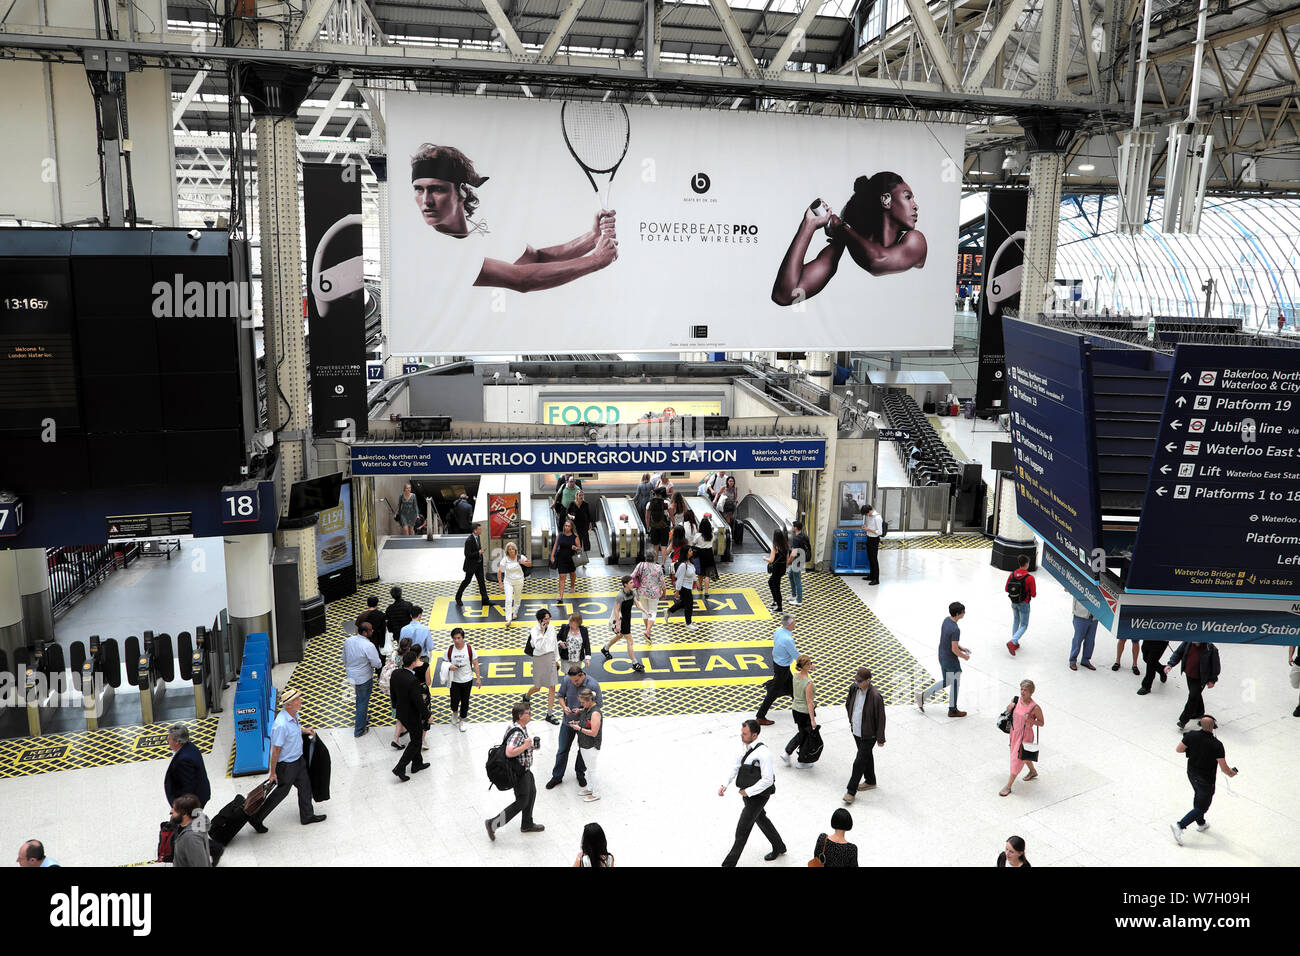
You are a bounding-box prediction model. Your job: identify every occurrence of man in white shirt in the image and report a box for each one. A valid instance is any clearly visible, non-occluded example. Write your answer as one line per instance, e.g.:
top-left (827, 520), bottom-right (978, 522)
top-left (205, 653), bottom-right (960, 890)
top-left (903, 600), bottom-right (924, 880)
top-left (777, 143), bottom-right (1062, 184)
top-left (860, 504), bottom-right (882, 586)
top-left (343, 624), bottom-right (383, 737)
top-left (717, 719), bottom-right (786, 866)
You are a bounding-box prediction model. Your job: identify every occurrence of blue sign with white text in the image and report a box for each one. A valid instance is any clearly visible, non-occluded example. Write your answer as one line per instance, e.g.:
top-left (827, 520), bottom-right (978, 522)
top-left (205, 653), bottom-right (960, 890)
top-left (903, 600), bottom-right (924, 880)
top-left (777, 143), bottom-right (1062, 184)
top-left (1116, 604), bottom-right (1300, 645)
top-left (1041, 545), bottom-right (1116, 630)
top-left (350, 439), bottom-right (827, 476)
top-left (1128, 345), bottom-right (1300, 598)
top-left (1002, 319), bottom-right (1104, 577)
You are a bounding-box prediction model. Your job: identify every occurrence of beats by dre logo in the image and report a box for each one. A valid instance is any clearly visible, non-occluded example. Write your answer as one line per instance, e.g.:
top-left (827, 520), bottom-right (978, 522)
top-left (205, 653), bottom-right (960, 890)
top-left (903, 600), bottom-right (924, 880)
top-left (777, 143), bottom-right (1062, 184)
top-left (690, 172), bottom-right (711, 194)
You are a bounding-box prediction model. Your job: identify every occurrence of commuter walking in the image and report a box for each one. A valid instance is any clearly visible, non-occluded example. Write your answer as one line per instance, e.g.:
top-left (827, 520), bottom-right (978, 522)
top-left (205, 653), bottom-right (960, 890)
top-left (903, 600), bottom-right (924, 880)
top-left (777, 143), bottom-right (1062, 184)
top-left (1112, 636), bottom-right (1140, 674)
top-left (630, 559), bottom-right (665, 640)
top-left (387, 637), bottom-right (413, 749)
top-left (715, 475), bottom-right (740, 558)
top-left (397, 482), bottom-right (419, 535)
top-left (755, 613), bottom-right (799, 726)
top-left (693, 515), bottom-right (717, 598)
top-left (919, 602), bottom-right (970, 717)
top-left (456, 521), bottom-right (492, 611)
top-left (573, 822), bottom-right (614, 867)
top-left (996, 836), bottom-right (1031, 867)
top-left (15, 840), bottom-right (58, 868)
top-left (718, 720), bottom-right (786, 867)
top-left (249, 690), bottom-right (327, 831)
top-left (765, 529), bottom-right (790, 612)
top-left (343, 624), bottom-right (383, 737)
top-left (571, 687), bottom-right (603, 802)
top-left (859, 504), bottom-right (881, 585)
top-left (1068, 598), bottom-right (1097, 671)
top-left (389, 650), bottom-right (429, 781)
top-left (780, 655), bottom-right (818, 768)
top-left (357, 595), bottom-right (387, 655)
top-left (788, 520), bottom-right (811, 606)
top-left (600, 576), bottom-right (644, 673)
top-left (168, 794), bottom-right (212, 868)
top-left (1000, 680), bottom-right (1044, 797)
top-left (164, 725), bottom-right (211, 809)
top-left (558, 612), bottom-right (592, 671)
top-left (400, 606), bottom-right (433, 659)
top-left (1166, 641), bottom-right (1221, 730)
top-left (1170, 716), bottom-right (1238, 845)
top-left (551, 518), bottom-right (581, 605)
top-left (385, 586), bottom-right (413, 645)
top-left (546, 665), bottom-right (602, 790)
top-left (1005, 555), bottom-right (1036, 656)
top-left (633, 473), bottom-right (653, 527)
top-left (842, 666), bottom-right (886, 803)
top-left (524, 608), bottom-right (561, 724)
top-left (444, 627), bottom-right (481, 731)
top-left (497, 540), bottom-right (531, 624)
top-left (810, 809), bottom-right (858, 867)
top-left (566, 489), bottom-right (594, 555)
top-left (667, 546), bottom-right (699, 628)
top-left (1136, 640), bottom-right (1170, 695)
top-left (645, 487), bottom-right (672, 569)
top-left (485, 701), bottom-right (545, 840)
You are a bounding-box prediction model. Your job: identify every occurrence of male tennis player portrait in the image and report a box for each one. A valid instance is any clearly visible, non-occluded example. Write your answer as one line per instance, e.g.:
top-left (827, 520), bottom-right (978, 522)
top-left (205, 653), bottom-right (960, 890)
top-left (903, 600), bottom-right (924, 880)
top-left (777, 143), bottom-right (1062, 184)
top-left (411, 144), bottom-right (618, 293)
top-left (771, 171), bottom-right (926, 306)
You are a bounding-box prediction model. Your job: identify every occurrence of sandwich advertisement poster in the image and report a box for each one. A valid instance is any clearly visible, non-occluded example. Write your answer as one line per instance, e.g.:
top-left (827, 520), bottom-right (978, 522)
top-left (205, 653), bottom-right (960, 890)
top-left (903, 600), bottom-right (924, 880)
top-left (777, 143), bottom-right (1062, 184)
top-left (385, 93), bottom-right (962, 353)
top-left (315, 479), bottom-right (354, 576)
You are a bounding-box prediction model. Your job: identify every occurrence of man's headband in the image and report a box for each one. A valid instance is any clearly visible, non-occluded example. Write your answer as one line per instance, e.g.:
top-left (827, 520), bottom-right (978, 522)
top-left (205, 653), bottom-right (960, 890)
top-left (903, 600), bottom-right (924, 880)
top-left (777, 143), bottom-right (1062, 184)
top-left (411, 157), bottom-right (488, 187)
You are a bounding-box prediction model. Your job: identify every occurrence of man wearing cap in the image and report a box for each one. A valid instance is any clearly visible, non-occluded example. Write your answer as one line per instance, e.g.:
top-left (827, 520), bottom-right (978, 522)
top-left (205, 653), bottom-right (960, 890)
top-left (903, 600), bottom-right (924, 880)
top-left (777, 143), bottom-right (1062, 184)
top-left (250, 689), bottom-right (326, 833)
top-left (411, 143), bottom-right (618, 292)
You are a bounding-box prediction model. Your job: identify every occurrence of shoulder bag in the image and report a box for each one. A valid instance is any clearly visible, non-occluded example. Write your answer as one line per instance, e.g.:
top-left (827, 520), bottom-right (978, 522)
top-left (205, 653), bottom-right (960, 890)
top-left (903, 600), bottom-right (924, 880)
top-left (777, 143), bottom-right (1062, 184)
top-left (807, 832), bottom-right (827, 867)
top-left (573, 547), bottom-right (589, 567)
top-left (734, 743), bottom-right (764, 789)
top-left (1289, 662), bottom-right (1300, 690)
top-left (1019, 723), bottom-right (1040, 762)
top-left (996, 698), bottom-right (1016, 734)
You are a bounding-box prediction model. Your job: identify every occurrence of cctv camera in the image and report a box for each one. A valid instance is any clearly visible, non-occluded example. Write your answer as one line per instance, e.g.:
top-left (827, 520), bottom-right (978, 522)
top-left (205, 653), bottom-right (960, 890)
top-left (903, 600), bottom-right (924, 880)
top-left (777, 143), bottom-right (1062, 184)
top-left (866, 411), bottom-right (881, 422)
top-left (187, 229), bottom-right (202, 241)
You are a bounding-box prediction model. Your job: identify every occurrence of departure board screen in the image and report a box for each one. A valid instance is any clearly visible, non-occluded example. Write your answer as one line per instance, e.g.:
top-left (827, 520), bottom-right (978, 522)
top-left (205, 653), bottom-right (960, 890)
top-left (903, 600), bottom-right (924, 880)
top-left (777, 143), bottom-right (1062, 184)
top-left (0, 258), bottom-right (80, 429)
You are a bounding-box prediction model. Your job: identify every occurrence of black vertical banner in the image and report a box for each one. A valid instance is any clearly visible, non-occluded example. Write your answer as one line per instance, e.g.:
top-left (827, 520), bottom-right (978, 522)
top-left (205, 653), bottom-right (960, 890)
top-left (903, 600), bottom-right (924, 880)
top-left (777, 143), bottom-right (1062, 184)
top-left (974, 188), bottom-right (1028, 414)
top-left (304, 163), bottom-right (368, 438)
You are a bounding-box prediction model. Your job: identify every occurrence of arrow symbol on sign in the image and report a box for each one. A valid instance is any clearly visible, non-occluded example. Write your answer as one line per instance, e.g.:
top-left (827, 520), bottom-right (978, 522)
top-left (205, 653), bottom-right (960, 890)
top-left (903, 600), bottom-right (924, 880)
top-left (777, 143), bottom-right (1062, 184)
top-left (1180, 372), bottom-right (1192, 383)
top-left (1165, 442), bottom-right (1178, 452)
top-left (1156, 486), bottom-right (1168, 496)
top-left (1175, 396), bottom-right (1187, 407)
top-left (1160, 465), bottom-right (1171, 474)
top-left (1170, 420), bottom-right (1183, 430)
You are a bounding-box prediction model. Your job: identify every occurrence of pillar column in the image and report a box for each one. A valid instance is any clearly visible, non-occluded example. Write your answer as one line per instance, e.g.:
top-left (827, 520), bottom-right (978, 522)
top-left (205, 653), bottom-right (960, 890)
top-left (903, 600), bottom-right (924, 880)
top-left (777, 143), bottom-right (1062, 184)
top-left (0, 551), bottom-right (27, 670)
top-left (16, 549), bottom-right (53, 648)
top-left (223, 533), bottom-right (274, 668)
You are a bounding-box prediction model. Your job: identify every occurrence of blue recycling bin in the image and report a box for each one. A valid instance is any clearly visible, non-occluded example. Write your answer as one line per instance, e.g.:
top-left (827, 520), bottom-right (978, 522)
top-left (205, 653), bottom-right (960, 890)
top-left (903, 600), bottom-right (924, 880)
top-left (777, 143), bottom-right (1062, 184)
top-left (833, 530), bottom-right (854, 573)
top-left (852, 530), bottom-right (871, 573)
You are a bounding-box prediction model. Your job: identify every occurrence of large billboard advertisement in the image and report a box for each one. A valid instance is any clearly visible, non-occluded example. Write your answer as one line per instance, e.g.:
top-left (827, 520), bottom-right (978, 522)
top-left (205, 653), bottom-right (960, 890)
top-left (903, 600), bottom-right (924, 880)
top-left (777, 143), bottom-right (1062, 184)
top-left (540, 397), bottom-right (723, 426)
top-left (385, 94), bottom-right (961, 353)
top-left (975, 188), bottom-right (1027, 413)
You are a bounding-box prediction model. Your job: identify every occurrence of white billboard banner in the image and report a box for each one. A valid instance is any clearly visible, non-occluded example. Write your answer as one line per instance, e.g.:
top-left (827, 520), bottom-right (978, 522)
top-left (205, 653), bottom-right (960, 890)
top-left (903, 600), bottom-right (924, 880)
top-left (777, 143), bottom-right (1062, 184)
top-left (386, 93), bottom-right (963, 353)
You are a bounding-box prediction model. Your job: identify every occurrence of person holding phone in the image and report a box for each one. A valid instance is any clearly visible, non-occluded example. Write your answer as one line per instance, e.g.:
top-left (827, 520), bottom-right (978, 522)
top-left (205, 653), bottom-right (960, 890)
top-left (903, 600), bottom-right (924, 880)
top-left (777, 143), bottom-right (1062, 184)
top-left (569, 687), bottom-right (603, 803)
top-left (485, 702), bottom-right (546, 841)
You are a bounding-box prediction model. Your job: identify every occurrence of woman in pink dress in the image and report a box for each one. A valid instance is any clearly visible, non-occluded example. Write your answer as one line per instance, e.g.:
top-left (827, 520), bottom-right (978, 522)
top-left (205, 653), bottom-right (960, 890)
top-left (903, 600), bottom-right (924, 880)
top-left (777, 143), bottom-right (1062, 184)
top-left (630, 560), bottom-right (665, 641)
top-left (1000, 679), bottom-right (1044, 796)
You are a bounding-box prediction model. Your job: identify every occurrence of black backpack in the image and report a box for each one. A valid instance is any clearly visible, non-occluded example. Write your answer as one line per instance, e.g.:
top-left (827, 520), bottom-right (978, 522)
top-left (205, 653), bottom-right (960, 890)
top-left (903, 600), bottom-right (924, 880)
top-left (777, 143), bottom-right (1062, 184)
top-left (486, 726), bottom-right (520, 791)
top-left (648, 498), bottom-right (668, 530)
top-left (879, 519), bottom-right (889, 539)
top-left (1006, 573), bottom-right (1027, 604)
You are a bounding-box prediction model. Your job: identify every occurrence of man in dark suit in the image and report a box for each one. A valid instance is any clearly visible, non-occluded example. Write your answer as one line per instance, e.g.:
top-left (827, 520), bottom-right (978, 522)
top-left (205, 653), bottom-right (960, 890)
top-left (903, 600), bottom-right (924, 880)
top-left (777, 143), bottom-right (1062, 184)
top-left (357, 596), bottom-right (386, 655)
top-left (451, 494), bottom-right (474, 534)
top-left (389, 649), bottom-right (429, 782)
top-left (164, 725), bottom-right (211, 808)
top-left (385, 586), bottom-right (413, 645)
top-left (456, 521), bottom-right (492, 612)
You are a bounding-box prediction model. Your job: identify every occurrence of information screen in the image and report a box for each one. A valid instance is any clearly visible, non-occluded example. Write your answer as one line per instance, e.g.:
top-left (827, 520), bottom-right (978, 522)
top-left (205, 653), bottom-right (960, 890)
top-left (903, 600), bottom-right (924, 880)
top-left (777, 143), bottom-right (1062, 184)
top-left (0, 259), bottom-right (80, 429)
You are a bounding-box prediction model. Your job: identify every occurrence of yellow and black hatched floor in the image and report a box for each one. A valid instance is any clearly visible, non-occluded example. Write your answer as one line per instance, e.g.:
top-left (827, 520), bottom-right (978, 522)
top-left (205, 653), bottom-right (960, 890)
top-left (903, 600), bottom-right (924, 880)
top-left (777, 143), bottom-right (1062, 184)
top-left (271, 571), bottom-right (937, 735)
top-left (880, 533), bottom-right (990, 550)
top-left (0, 715), bottom-right (218, 780)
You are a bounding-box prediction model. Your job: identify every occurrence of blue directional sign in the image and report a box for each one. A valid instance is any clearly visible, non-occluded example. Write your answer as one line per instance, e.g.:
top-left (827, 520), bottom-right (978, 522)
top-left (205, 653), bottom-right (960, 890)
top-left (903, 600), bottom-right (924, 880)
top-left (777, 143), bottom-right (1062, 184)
top-left (1116, 603), bottom-right (1300, 646)
top-left (1127, 345), bottom-right (1300, 598)
top-left (1041, 546), bottom-right (1117, 629)
top-left (1002, 319), bottom-right (1104, 577)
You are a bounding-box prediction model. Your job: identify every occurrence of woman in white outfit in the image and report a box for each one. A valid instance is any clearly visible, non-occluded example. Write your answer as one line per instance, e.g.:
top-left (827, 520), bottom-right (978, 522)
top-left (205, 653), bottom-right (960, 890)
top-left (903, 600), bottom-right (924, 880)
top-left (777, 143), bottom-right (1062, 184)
top-left (497, 541), bottom-right (530, 624)
top-left (525, 608), bottom-right (561, 724)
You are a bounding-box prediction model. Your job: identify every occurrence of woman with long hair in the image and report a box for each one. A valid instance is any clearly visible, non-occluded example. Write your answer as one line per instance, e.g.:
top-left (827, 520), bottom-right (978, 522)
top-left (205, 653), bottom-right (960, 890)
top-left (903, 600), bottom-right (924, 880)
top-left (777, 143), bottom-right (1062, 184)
top-left (693, 514), bottom-right (717, 598)
top-left (766, 529), bottom-right (790, 612)
top-left (782, 655), bottom-right (817, 768)
top-left (573, 822), bottom-right (614, 867)
top-left (997, 835), bottom-right (1031, 867)
top-left (772, 172), bottom-right (927, 306)
top-left (550, 517), bottom-right (581, 605)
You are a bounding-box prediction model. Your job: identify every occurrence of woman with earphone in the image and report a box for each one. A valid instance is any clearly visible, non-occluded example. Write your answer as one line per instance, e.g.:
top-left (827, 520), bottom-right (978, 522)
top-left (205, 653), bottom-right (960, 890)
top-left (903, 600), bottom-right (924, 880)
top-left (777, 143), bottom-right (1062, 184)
top-left (771, 172), bottom-right (927, 307)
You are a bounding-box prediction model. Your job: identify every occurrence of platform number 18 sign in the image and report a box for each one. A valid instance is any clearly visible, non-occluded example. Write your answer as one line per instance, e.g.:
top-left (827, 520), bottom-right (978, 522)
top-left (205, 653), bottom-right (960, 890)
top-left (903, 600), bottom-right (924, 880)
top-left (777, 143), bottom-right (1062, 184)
top-left (221, 489), bottom-right (260, 525)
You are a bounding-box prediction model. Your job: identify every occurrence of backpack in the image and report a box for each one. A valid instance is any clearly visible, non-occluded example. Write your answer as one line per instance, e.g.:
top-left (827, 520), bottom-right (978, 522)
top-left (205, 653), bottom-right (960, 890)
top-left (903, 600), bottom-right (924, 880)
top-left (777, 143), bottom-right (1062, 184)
top-left (379, 653), bottom-right (400, 694)
top-left (648, 498), bottom-right (668, 530)
top-left (486, 726), bottom-right (521, 790)
top-left (1006, 572), bottom-right (1027, 604)
top-left (879, 519), bottom-right (889, 539)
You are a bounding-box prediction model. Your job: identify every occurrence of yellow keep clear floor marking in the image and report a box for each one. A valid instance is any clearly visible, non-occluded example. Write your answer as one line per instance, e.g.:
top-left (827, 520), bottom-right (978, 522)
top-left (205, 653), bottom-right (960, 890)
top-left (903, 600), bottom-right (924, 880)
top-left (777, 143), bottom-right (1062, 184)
top-left (429, 587), bottom-right (770, 628)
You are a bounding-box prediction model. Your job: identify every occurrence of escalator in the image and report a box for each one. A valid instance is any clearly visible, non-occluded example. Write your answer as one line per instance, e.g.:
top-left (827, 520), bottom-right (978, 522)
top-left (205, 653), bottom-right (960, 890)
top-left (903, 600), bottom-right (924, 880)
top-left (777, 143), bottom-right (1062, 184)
top-left (530, 497), bottom-right (557, 562)
top-left (735, 495), bottom-right (796, 555)
top-left (684, 496), bottom-right (729, 557)
top-left (597, 496), bottom-right (645, 566)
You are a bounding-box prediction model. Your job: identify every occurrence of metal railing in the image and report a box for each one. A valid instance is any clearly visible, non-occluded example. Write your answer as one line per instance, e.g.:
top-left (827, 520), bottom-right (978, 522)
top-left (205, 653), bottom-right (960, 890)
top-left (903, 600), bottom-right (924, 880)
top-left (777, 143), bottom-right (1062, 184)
top-left (48, 544), bottom-right (139, 620)
top-left (877, 484), bottom-right (952, 535)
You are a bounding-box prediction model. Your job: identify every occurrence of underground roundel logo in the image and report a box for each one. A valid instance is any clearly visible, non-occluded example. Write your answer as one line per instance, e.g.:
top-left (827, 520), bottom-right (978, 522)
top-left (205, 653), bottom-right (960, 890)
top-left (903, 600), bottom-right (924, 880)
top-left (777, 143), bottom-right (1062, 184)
top-left (691, 172), bottom-right (711, 194)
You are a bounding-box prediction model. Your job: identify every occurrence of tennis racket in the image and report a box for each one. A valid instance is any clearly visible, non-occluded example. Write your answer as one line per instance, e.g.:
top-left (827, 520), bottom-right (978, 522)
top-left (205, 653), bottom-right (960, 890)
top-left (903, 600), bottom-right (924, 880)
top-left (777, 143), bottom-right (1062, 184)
top-left (561, 100), bottom-right (630, 212)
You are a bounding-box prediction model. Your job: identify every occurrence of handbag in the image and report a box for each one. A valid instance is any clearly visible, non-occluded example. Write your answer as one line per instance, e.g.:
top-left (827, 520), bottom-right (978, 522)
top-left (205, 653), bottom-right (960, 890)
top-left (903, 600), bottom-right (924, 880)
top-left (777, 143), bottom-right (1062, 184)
top-left (807, 833), bottom-right (827, 867)
top-left (524, 633), bottom-right (535, 656)
top-left (1019, 726), bottom-right (1040, 762)
top-left (573, 549), bottom-right (589, 568)
top-left (734, 743), bottom-right (764, 789)
top-left (996, 698), bottom-right (1016, 734)
top-left (1289, 664), bottom-right (1300, 690)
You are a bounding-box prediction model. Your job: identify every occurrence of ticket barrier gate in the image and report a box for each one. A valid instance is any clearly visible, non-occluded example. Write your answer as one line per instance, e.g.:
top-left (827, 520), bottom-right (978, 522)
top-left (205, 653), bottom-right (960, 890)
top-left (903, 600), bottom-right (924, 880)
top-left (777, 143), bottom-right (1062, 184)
top-left (20, 642), bottom-right (67, 737)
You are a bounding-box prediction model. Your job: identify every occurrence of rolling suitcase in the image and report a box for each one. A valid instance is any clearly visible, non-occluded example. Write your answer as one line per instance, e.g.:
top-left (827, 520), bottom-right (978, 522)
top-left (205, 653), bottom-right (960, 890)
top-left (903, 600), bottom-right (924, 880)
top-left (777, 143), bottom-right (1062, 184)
top-left (208, 794), bottom-right (249, 847)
